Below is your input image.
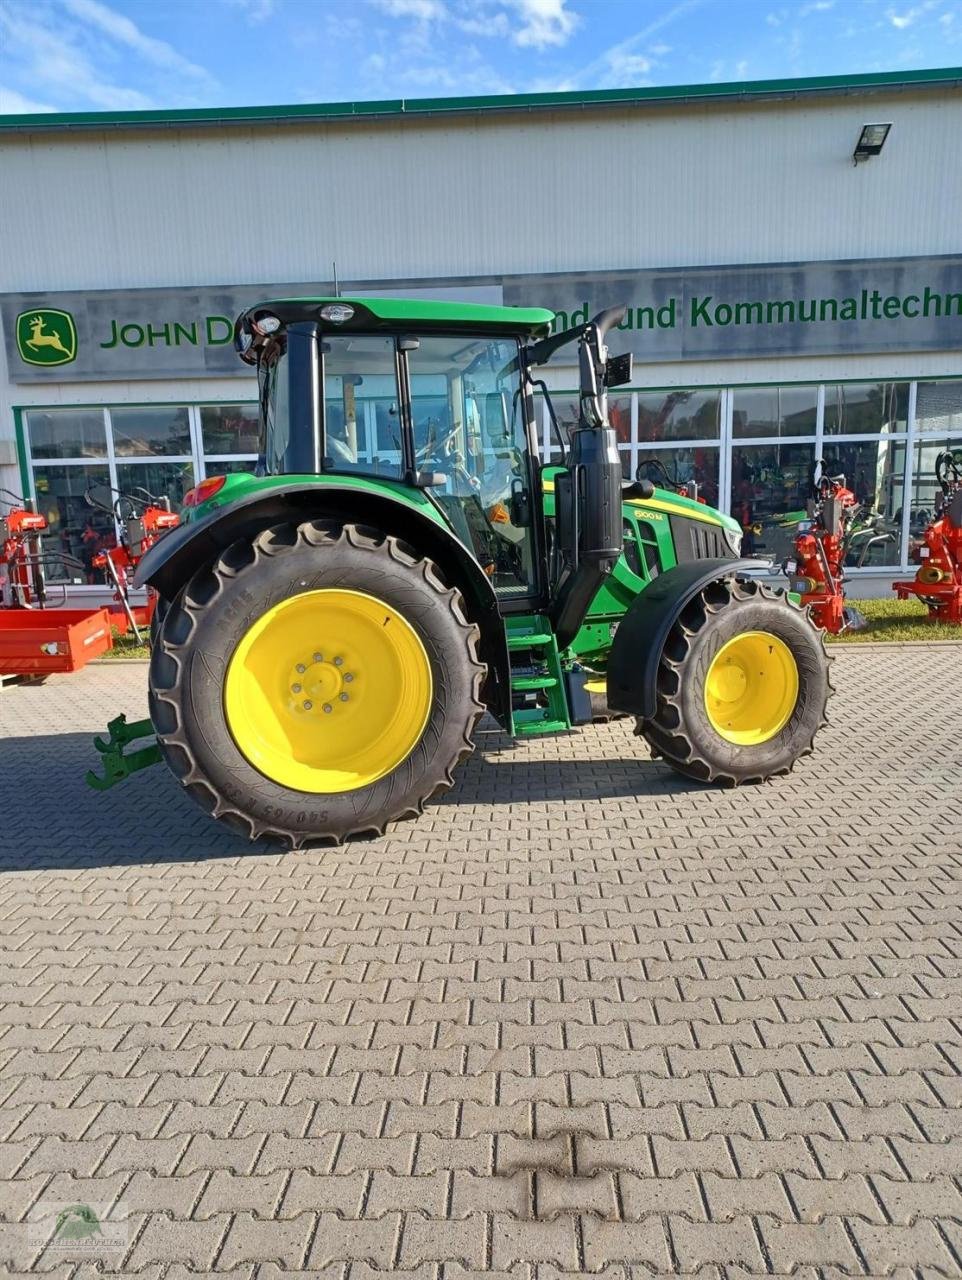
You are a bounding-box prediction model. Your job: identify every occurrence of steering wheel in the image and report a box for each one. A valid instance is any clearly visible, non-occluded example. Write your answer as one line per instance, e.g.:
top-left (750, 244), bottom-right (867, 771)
top-left (935, 450), bottom-right (962, 493)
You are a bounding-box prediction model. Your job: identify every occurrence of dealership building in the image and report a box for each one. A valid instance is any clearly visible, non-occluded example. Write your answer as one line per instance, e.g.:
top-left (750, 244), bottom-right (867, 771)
top-left (1, 66), bottom-right (960, 591)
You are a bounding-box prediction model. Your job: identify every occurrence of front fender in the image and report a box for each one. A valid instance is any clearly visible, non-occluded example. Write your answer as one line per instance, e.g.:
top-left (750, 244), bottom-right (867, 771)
top-left (135, 480), bottom-right (512, 725)
top-left (607, 559), bottom-right (770, 719)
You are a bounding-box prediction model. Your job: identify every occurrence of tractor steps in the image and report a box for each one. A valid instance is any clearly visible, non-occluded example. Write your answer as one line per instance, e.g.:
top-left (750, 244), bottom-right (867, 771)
top-left (505, 614), bottom-right (571, 738)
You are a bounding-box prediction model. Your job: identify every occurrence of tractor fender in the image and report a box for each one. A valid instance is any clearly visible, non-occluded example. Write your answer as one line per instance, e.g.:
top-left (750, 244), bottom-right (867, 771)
top-left (606, 559), bottom-right (769, 719)
top-left (134, 481), bottom-right (512, 724)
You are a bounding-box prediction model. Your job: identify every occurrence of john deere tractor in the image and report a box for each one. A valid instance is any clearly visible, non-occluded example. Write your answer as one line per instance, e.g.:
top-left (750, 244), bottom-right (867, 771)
top-left (89, 297), bottom-right (830, 845)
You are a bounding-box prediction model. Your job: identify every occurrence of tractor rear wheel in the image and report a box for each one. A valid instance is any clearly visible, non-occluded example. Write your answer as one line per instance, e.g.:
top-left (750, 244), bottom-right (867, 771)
top-left (639, 578), bottom-right (830, 785)
top-left (149, 519), bottom-right (484, 845)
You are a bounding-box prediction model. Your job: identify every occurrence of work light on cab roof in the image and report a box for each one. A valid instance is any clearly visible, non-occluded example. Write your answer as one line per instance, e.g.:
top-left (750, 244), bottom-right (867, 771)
top-left (89, 290), bottom-right (832, 848)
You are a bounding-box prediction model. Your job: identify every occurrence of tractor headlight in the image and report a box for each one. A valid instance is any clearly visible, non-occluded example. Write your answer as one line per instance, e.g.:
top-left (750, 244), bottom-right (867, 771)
top-left (723, 525), bottom-right (743, 556)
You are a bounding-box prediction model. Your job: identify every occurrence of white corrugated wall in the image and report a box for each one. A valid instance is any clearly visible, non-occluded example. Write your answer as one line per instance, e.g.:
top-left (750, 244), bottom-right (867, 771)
top-left (1, 90), bottom-right (960, 291)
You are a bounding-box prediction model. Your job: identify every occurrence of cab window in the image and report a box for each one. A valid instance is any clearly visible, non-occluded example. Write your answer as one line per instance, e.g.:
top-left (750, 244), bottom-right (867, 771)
top-left (407, 335), bottom-right (536, 597)
top-left (320, 335), bottom-right (403, 479)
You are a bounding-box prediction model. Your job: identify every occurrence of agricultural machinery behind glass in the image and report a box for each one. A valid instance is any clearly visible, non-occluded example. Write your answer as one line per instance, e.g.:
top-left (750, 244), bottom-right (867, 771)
top-left (635, 456), bottom-right (707, 505)
top-left (781, 461), bottom-right (895, 635)
top-left (1, 490), bottom-right (49, 608)
top-left (893, 449), bottom-right (962, 625)
top-left (0, 489), bottom-right (114, 677)
top-left (84, 484), bottom-right (180, 642)
top-left (87, 294), bottom-right (833, 844)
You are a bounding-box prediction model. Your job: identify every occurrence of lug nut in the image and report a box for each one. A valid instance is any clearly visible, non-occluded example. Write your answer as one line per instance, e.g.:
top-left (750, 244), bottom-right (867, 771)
top-left (334, 656), bottom-right (343, 666)
top-left (313, 652), bottom-right (323, 663)
top-left (303, 700), bottom-right (312, 710)
top-left (296, 663), bottom-right (306, 673)
top-left (323, 703), bottom-right (333, 713)
top-left (292, 683), bottom-right (302, 693)
top-left (340, 693), bottom-right (349, 702)
top-left (344, 673), bottom-right (354, 683)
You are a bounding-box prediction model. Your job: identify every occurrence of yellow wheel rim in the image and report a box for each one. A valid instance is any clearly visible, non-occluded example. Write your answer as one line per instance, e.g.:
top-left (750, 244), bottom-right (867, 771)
top-left (703, 630), bottom-right (799, 746)
top-left (224, 588), bottom-right (433, 793)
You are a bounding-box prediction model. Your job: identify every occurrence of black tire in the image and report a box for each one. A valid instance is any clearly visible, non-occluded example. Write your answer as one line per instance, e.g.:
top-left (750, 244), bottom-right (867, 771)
top-left (148, 592), bottom-right (170, 649)
top-left (639, 578), bottom-right (831, 785)
top-left (149, 519), bottom-right (485, 846)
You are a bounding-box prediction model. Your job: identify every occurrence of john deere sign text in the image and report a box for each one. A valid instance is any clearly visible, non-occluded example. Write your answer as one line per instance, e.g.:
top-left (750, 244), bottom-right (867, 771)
top-left (2, 254), bottom-right (960, 382)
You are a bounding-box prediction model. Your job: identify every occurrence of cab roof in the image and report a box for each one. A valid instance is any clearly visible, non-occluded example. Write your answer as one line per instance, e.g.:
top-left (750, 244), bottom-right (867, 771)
top-left (243, 296), bottom-right (555, 337)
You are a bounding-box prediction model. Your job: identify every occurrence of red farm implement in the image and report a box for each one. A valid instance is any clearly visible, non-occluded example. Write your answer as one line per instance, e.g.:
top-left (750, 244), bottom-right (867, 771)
top-left (893, 450), bottom-right (962, 625)
top-left (85, 484), bottom-right (180, 642)
top-left (1, 489), bottom-right (114, 677)
top-left (781, 462), bottom-right (891, 635)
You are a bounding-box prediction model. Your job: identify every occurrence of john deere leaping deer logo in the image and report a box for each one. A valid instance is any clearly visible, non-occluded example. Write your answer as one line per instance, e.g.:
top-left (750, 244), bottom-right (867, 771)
top-left (16, 309), bottom-right (77, 367)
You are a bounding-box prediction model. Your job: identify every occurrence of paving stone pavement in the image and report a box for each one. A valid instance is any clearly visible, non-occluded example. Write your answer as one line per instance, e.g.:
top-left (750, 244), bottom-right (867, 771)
top-left (0, 645), bottom-right (960, 1279)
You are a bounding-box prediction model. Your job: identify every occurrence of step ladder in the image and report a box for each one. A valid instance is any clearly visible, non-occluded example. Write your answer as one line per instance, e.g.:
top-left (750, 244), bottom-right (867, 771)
top-left (505, 615), bottom-right (571, 737)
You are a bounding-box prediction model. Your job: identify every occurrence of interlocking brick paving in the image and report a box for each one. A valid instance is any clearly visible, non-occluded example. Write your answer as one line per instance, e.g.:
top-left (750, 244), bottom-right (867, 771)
top-left (0, 646), bottom-right (960, 1278)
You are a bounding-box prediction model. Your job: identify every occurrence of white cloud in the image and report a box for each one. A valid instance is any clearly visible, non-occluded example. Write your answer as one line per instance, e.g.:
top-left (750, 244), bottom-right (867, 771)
top-left (371, 0), bottom-right (448, 18)
top-left (227, 0), bottom-right (277, 22)
top-left (887, 0), bottom-right (942, 29)
top-left (0, 7), bottom-right (156, 109)
top-left (567, 0), bottom-right (697, 89)
top-left (799, 0), bottom-right (834, 14)
top-left (508, 0), bottom-right (579, 48)
top-left (62, 0), bottom-right (213, 81)
top-left (0, 85), bottom-right (57, 114)
top-left (366, 0), bottom-right (578, 50)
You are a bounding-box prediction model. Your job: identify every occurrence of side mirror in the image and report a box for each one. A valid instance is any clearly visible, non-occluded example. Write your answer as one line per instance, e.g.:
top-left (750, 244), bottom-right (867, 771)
top-left (509, 478), bottom-right (531, 527)
top-left (605, 352), bottom-right (633, 388)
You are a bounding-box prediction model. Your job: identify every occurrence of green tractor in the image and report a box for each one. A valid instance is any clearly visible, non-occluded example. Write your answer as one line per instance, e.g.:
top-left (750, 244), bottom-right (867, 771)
top-left (90, 297), bottom-right (830, 845)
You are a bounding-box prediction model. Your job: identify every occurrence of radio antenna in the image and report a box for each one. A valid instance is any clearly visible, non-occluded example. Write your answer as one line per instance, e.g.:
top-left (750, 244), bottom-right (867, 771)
top-left (332, 261), bottom-right (340, 297)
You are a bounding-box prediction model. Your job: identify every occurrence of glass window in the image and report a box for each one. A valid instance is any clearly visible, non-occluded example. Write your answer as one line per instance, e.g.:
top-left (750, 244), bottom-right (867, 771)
top-left (607, 396), bottom-right (632, 448)
top-left (732, 386), bottom-right (817, 439)
top-left (915, 380), bottom-right (962, 434)
top-left (637, 389), bottom-right (720, 442)
top-left (823, 382), bottom-right (907, 435)
top-left (262, 353), bottom-right (292, 475)
top-left (25, 408), bottom-right (107, 460)
top-left (906, 434), bottom-right (962, 538)
top-left (730, 442), bottom-right (816, 564)
top-left (31, 464), bottom-right (115, 583)
top-left (110, 406), bottom-right (191, 457)
top-left (200, 404), bottom-right (259, 454)
top-left (818, 440), bottom-right (902, 566)
top-left (205, 458), bottom-right (257, 476)
top-left (637, 446), bottom-right (720, 509)
top-left (408, 334), bottom-right (535, 596)
top-left (115, 461), bottom-right (194, 512)
top-left (321, 335), bottom-right (402, 479)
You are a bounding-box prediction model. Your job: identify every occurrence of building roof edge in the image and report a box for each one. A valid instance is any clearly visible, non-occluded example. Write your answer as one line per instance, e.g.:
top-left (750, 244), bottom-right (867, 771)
top-left (1, 66), bottom-right (960, 134)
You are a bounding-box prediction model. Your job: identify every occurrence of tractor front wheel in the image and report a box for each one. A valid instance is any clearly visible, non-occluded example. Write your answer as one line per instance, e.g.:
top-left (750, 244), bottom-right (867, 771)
top-left (149, 520), bottom-right (484, 845)
top-left (640, 578), bottom-right (830, 785)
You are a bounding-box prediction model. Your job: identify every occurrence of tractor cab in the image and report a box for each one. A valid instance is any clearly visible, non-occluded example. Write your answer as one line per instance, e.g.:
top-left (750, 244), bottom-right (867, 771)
top-left (240, 298), bottom-right (557, 602)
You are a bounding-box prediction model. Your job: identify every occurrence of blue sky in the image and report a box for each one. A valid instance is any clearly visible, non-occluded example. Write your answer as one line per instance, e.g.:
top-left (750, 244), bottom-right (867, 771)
top-left (0, 0), bottom-right (960, 115)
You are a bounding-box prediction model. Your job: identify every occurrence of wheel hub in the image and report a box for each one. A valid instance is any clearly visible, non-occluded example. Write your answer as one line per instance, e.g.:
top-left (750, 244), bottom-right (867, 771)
top-left (224, 588), bottom-right (432, 794)
top-left (289, 654), bottom-right (353, 713)
top-left (703, 630), bottom-right (799, 746)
